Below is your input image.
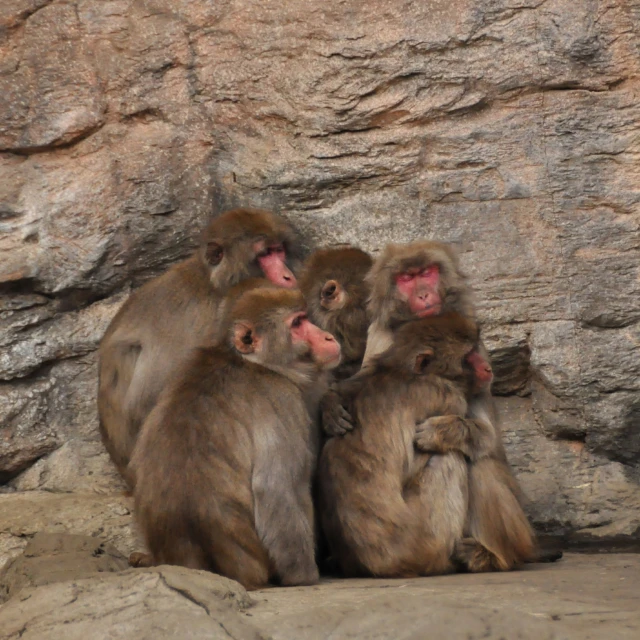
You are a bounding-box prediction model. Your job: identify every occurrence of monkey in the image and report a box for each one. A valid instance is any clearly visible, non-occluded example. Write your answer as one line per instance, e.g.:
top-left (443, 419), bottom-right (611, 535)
top-left (319, 313), bottom-right (481, 577)
top-left (327, 241), bottom-right (556, 564)
top-left (98, 207), bottom-right (303, 487)
top-left (130, 287), bottom-right (342, 590)
top-left (296, 245), bottom-right (373, 573)
top-left (319, 313), bottom-right (535, 577)
top-left (321, 241), bottom-right (484, 437)
top-left (299, 246), bottom-right (373, 381)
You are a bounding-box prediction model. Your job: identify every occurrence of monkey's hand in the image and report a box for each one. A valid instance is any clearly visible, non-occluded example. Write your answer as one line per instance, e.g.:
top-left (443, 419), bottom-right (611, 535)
top-left (414, 415), bottom-right (473, 458)
top-left (321, 389), bottom-right (354, 437)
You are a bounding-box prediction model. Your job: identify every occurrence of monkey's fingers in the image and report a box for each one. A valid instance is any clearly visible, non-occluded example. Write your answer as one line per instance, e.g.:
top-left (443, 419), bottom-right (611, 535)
top-left (323, 411), bottom-right (355, 437)
top-left (322, 401), bottom-right (355, 437)
top-left (413, 430), bottom-right (438, 453)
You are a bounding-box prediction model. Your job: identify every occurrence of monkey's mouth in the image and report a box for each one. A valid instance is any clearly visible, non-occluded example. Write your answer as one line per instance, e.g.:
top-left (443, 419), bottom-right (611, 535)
top-left (415, 304), bottom-right (442, 318)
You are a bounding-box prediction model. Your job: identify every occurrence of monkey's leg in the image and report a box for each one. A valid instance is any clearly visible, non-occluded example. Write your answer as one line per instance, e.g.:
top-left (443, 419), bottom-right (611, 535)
top-left (98, 342), bottom-right (142, 485)
top-left (408, 452), bottom-right (469, 572)
top-left (253, 482), bottom-right (319, 586)
top-left (465, 458), bottom-right (536, 571)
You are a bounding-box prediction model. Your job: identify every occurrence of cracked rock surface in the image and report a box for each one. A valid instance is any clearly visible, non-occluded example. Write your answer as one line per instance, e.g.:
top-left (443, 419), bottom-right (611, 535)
top-left (0, 544), bottom-right (638, 640)
top-left (0, 0), bottom-right (639, 543)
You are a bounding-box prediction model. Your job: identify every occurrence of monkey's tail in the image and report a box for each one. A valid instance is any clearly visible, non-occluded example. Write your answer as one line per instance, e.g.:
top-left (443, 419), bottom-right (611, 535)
top-left (467, 459), bottom-right (536, 569)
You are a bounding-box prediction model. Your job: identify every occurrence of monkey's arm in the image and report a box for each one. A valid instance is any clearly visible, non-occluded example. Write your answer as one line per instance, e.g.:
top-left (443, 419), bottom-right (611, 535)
top-left (414, 414), bottom-right (497, 461)
top-left (320, 373), bottom-right (368, 437)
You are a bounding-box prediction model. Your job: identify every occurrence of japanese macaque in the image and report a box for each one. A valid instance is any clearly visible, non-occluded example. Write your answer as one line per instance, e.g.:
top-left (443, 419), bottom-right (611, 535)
top-left (131, 288), bottom-right (341, 590)
top-left (319, 313), bottom-right (535, 577)
top-left (321, 242), bottom-right (491, 439)
top-left (299, 246), bottom-right (373, 381)
top-left (98, 207), bottom-right (302, 487)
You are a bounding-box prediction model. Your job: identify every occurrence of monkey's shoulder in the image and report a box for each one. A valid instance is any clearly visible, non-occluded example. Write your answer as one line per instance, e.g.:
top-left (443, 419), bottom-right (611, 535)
top-left (102, 258), bottom-right (216, 343)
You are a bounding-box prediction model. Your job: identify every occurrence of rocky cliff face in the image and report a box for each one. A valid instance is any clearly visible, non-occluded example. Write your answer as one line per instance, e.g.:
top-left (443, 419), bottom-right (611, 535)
top-left (1, 0), bottom-right (639, 558)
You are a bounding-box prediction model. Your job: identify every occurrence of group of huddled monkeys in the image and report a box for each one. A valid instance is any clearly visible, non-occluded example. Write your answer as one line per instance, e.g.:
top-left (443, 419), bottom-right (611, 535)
top-left (97, 207), bottom-right (539, 590)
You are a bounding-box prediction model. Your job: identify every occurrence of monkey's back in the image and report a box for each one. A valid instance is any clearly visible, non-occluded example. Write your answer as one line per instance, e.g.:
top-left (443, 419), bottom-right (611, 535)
top-left (131, 346), bottom-right (313, 574)
top-left (97, 258), bottom-right (225, 479)
top-left (319, 370), bottom-right (469, 576)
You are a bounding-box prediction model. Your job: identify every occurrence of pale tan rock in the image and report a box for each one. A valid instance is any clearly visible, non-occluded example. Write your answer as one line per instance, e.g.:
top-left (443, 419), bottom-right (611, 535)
top-left (0, 492), bottom-right (140, 571)
top-left (0, 565), bottom-right (263, 640)
top-left (0, 532), bottom-right (128, 603)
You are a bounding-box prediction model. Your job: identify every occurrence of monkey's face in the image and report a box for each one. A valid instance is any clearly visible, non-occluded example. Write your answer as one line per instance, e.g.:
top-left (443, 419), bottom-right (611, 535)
top-left (230, 289), bottom-right (341, 376)
top-left (253, 240), bottom-right (297, 289)
top-left (200, 208), bottom-right (301, 291)
top-left (367, 242), bottom-right (469, 328)
top-left (380, 313), bottom-right (487, 390)
top-left (466, 349), bottom-right (493, 393)
top-left (394, 263), bottom-right (443, 318)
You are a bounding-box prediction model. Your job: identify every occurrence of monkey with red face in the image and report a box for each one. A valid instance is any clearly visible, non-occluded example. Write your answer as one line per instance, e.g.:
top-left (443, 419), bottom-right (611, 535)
top-left (131, 287), bottom-right (341, 590)
top-left (98, 207), bottom-right (302, 487)
top-left (321, 241), bottom-right (538, 571)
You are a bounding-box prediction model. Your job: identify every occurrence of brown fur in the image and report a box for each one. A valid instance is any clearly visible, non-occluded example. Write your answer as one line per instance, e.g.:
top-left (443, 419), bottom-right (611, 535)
top-left (131, 288), bottom-right (330, 590)
top-left (322, 242), bottom-right (536, 572)
top-left (319, 314), bottom-right (480, 577)
top-left (299, 246), bottom-right (373, 381)
top-left (98, 208), bottom-right (302, 487)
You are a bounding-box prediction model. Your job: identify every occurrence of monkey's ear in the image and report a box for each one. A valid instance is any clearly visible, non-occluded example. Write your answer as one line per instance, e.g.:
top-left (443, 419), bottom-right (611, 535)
top-left (233, 321), bottom-right (259, 354)
top-left (206, 241), bottom-right (224, 266)
top-left (414, 349), bottom-right (434, 374)
top-left (321, 280), bottom-right (339, 300)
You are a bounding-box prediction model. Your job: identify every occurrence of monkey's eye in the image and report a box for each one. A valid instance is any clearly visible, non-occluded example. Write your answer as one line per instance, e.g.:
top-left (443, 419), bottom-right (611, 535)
top-left (291, 314), bottom-right (306, 329)
top-left (271, 243), bottom-right (285, 256)
top-left (206, 241), bottom-right (224, 266)
top-left (421, 264), bottom-right (439, 278)
top-left (397, 273), bottom-right (414, 283)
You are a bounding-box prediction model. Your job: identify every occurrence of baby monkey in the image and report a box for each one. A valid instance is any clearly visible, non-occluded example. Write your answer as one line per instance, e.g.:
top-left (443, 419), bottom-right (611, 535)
top-left (319, 313), bottom-right (534, 578)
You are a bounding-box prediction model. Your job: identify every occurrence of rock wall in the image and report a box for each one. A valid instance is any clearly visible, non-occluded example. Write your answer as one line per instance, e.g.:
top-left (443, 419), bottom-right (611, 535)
top-left (1, 0), bottom-right (639, 557)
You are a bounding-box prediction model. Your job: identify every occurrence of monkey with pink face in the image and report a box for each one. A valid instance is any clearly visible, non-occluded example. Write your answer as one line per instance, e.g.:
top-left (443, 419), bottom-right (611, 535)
top-left (322, 241), bottom-right (537, 573)
top-left (98, 207), bottom-right (302, 487)
top-left (132, 287), bottom-right (341, 590)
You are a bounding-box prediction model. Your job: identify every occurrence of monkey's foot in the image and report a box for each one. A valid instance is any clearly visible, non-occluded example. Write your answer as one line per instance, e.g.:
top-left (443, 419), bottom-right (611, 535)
top-left (454, 538), bottom-right (502, 573)
top-left (128, 551), bottom-right (154, 568)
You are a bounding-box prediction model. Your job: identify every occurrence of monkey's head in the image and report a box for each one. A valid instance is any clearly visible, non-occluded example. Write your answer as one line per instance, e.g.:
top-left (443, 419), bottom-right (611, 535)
top-left (199, 207), bottom-right (303, 292)
top-left (367, 241), bottom-right (475, 329)
top-left (227, 287), bottom-right (342, 381)
top-left (376, 313), bottom-right (492, 392)
top-left (299, 246), bottom-right (373, 366)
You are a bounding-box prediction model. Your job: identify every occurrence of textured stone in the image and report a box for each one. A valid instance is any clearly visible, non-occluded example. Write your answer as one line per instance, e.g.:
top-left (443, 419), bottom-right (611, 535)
top-left (0, 532), bottom-right (128, 603)
top-left (0, 0), bottom-right (638, 541)
top-left (0, 492), bottom-right (140, 572)
top-left (247, 554), bottom-right (639, 640)
top-left (0, 564), bottom-right (262, 640)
